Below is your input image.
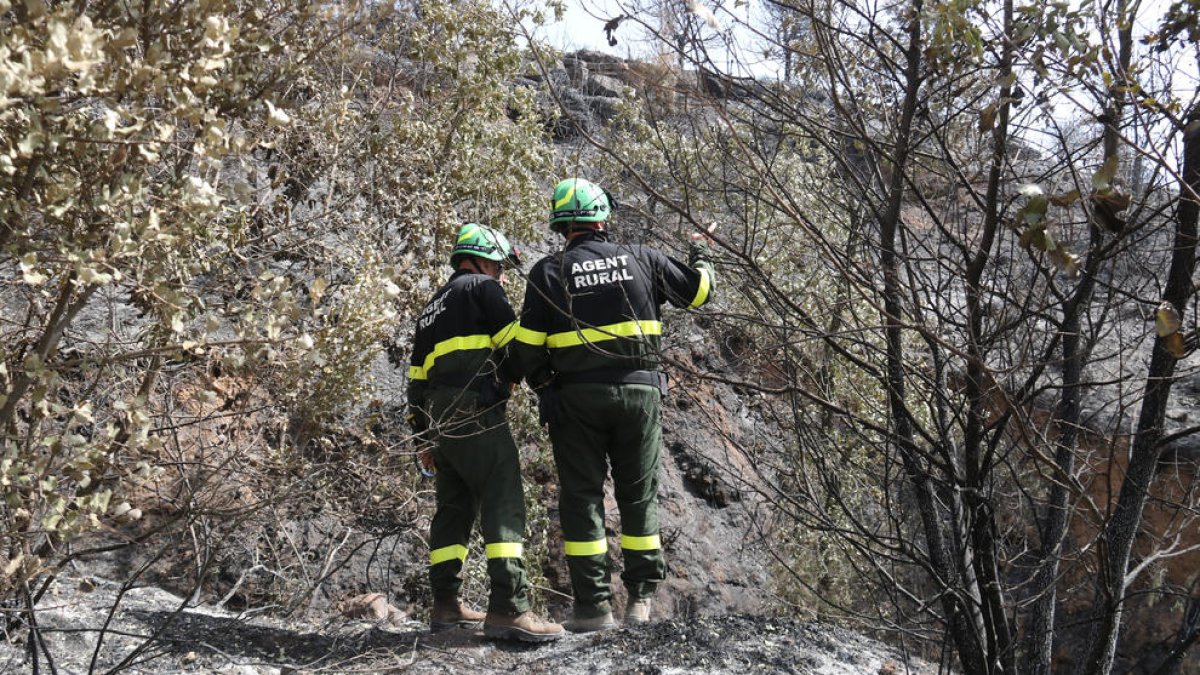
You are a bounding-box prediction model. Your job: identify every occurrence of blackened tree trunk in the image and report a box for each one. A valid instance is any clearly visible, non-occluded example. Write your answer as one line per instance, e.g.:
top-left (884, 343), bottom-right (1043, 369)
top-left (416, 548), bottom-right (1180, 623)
top-left (1078, 102), bottom-right (1200, 675)
top-left (877, 2), bottom-right (988, 672)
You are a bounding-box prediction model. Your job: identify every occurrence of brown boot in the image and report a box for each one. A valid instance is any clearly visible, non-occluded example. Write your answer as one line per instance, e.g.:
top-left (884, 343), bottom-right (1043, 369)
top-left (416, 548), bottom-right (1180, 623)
top-left (625, 597), bottom-right (651, 625)
top-left (564, 610), bottom-right (617, 633)
top-left (483, 611), bottom-right (564, 643)
top-left (430, 598), bottom-right (485, 632)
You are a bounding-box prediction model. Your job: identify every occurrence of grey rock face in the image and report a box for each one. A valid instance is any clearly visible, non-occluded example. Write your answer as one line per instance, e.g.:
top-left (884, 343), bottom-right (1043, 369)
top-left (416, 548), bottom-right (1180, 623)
top-left (584, 73), bottom-right (627, 99)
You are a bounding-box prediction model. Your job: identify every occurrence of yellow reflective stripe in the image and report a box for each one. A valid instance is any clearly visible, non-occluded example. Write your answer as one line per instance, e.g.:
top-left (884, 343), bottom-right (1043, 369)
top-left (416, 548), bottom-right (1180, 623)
top-left (492, 321), bottom-right (519, 348)
top-left (486, 542), bottom-right (524, 559)
top-left (515, 325), bottom-right (547, 346)
top-left (408, 365), bottom-right (427, 380)
top-left (620, 533), bottom-right (661, 551)
top-left (458, 224), bottom-right (479, 242)
top-left (564, 539), bottom-right (608, 556)
top-left (546, 320), bottom-right (662, 349)
top-left (689, 268), bottom-right (711, 309)
top-left (554, 184), bottom-right (576, 209)
top-left (418, 334), bottom-right (492, 374)
top-left (430, 544), bottom-right (468, 565)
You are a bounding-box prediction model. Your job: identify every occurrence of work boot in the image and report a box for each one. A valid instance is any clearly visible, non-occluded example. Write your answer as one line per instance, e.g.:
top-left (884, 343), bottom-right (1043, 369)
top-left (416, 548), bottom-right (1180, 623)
top-left (563, 610), bottom-right (618, 633)
top-left (625, 597), bottom-right (652, 625)
top-left (483, 611), bottom-right (564, 642)
top-left (430, 598), bottom-right (485, 632)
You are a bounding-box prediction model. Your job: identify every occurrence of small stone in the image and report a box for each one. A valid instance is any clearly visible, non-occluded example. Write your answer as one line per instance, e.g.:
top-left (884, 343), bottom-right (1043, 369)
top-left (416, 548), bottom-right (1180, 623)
top-left (338, 592), bottom-right (395, 621)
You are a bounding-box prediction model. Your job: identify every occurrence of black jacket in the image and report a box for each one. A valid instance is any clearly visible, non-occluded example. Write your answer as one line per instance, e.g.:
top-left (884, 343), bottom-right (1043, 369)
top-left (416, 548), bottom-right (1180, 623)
top-left (511, 231), bottom-right (713, 388)
top-left (407, 270), bottom-right (518, 430)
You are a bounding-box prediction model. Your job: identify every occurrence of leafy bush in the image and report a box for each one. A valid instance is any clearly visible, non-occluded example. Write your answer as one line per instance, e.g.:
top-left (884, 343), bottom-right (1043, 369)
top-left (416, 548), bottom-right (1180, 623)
top-left (0, 0), bottom-right (555, 610)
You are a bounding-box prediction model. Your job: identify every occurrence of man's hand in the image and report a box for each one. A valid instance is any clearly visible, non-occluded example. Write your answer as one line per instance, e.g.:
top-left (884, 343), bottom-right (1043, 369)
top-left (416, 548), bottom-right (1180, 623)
top-left (415, 445), bottom-right (436, 479)
top-left (689, 223), bottom-right (717, 247)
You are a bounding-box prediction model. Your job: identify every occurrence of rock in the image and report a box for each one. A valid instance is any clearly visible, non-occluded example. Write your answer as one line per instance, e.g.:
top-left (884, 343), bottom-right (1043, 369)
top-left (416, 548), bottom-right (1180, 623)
top-left (669, 440), bottom-right (741, 508)
top-left (550, 91), bottom-right (620, 139)
top-left (563, 55), bottom-right (588, 86)
top-left (585, 73), bottom-right (627, 98)
top-left (338, 592), bottom-right (400, 622)
top-left (571, 49), bottom-right (626, 66)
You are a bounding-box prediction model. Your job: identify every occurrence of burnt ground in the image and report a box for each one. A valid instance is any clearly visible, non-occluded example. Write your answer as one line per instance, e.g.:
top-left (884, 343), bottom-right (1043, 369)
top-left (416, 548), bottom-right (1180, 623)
top-left (0, 576), bottom-right (938, 674)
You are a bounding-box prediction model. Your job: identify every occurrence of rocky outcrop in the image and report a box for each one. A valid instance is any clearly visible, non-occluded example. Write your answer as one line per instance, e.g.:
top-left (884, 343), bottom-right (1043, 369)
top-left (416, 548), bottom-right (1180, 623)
top-left (515, 49), bottom-right (773, 141)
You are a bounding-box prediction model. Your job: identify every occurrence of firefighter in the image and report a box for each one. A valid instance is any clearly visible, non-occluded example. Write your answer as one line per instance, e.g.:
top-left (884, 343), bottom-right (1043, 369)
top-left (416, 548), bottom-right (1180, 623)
top-left (406, 223), bottom-right (563, 642)
top-left (510, 179), bottom-right (715, 631)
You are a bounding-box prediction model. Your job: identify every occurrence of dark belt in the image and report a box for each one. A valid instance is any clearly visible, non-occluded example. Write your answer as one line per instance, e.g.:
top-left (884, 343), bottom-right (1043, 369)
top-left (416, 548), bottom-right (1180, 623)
top-left (427, 371), bottom-right (488, 388)
top-left (553, 368), bottom-right (667, 394)
top-left (427, 372), bottom-right (509, 405)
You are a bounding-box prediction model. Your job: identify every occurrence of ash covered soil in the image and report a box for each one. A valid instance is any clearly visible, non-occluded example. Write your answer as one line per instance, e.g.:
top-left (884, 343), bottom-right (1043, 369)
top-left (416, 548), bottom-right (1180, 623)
top-left (1, 577), bottom-right (936, 674)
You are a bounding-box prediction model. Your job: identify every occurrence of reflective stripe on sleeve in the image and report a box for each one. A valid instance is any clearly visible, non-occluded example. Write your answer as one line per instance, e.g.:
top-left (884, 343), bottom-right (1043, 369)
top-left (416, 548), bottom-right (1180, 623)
top-left (408, 365), bottom-right (427, 381)
top-left (492, 321), bottom-right (519, 348)
top-left (546, 320), bottom-right (662, 349)
top-left (689, 268), bottom-right (711, 309)
top-left (564, 539), bottom-right (608, 556)
top-left (430, 544), bottom-right (468, 565)
top-left (485, 542), bottom-right (524, 559)
top-left (620, 533), bottom-right (661, 551)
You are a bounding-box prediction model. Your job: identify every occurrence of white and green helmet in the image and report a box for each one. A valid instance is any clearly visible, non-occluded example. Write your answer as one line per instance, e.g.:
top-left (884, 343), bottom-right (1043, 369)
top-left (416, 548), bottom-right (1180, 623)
top-left (549, 178), bottom-right (615, 231)
top-left (449, 223), bottom-right (521, 268)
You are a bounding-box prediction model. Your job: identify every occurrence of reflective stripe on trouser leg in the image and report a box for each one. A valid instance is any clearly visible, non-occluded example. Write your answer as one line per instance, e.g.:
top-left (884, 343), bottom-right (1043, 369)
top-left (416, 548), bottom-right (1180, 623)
top-left (431, 544), bottom-right (469, 565)
top-left (620, 534), bottom-right (661, 551)
top-left (486, 542), bottom-right (524, 559)
top-left (426, 388), bottom-right (531, 614)
top-left (564, 539), bottom-right (608, 556)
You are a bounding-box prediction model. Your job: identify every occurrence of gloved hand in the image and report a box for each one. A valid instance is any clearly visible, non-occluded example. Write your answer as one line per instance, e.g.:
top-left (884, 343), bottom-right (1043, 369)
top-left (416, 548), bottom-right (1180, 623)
top-left (689, 223), bottom-right (716, 247)
top-left (689, 228), bottom-right (715, 269)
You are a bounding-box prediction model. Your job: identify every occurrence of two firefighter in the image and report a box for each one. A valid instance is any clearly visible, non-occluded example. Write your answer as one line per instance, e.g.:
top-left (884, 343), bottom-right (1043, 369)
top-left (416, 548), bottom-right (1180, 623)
top-left (406, 179), bottom-right (715, 641)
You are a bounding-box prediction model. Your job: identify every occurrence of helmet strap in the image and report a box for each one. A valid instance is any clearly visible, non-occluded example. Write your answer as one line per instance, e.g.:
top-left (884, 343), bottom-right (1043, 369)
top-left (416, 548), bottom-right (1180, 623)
top-left (464, 256), bottom-right (503, 280)
top-left (567, 221), bottom-right (606, 240)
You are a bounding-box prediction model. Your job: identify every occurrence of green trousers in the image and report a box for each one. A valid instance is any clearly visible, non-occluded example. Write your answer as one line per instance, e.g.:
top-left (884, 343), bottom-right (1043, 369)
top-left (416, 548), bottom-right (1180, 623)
top-left (425, 388), bottom-right (530, 615)
top-left (548, 383), bottom-right (666, 618)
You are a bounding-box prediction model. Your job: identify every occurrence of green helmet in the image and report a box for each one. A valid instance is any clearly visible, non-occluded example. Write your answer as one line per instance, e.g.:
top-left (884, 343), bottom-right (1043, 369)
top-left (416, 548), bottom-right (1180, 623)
top-left (449, 223), bottom-right (521, 268)
top-left (549, 178), bottom-right (615, 231)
